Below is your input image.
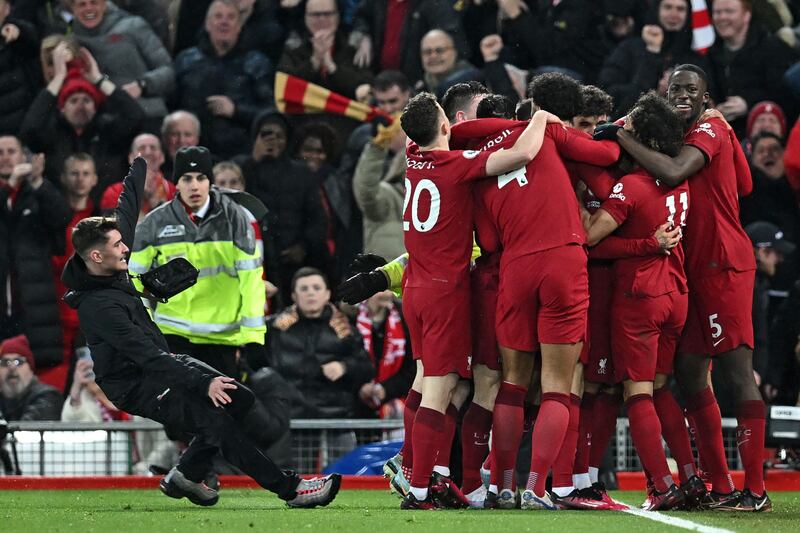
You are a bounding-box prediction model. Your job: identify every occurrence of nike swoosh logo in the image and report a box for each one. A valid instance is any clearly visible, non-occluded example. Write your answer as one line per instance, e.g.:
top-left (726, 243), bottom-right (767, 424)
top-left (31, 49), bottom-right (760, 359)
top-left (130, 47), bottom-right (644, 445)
top-left (713, 337), bottom-right (726, 347)
top-left (754, 497), bottom-right (767, 511)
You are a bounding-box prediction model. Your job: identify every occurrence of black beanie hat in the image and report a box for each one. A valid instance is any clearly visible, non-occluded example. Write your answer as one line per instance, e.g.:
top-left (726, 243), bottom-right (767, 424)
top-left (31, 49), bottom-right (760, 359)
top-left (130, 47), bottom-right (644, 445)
top-left (173, 146), bottom-right (213, 183)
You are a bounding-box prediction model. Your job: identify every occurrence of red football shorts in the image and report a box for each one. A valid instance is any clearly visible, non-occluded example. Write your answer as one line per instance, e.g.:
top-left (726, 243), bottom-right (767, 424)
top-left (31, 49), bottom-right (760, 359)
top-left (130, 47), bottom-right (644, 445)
top-left (679, 269), bottom-right (755, 355)
top-left (582, 261), bottom-right (616, 384)
top-left (404, 286), bottom-right (472, 378)
top-left (496, 245), bottom-right (589, 352)
top-left (612, 289), bottom-right (688, 382)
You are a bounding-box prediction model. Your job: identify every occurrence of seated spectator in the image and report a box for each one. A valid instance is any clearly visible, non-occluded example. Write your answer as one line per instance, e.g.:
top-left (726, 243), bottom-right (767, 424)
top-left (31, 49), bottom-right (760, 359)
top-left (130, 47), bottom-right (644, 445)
top-left (61, 350), bottom-right (127, 421)
top-left (0, 0), bottom-right (39, 135)
top-left (160, 110), bottom-right (200, 179)
top-left (265, 267), bottom-right (373, 419)
top-left (174, 0), bottom-right (274, 159)
top-left (571, 85), bottom-right (614, 135)
top-left (743, 100), bottom-right (787, 155)
top-left (20, 43), bottom-right (143, 191)
top-left (70, 0), bottom-right (175, 127)
top-left (213, 161), bottom-right (245, 191)
top-left (100, 133), bottom-right (175, 218)
top-left (0, 135), bottom-right (71, 383)
top-left (354, 291), bottom-right (414, 418)
top-left (599, 0), bottom-right (709, 119)
top-left (237, 110), bottom-right (328, 300)
top-left (0, 335), bottom-right (61, 421)
top-left (416, 29), bottom-right (480, 98)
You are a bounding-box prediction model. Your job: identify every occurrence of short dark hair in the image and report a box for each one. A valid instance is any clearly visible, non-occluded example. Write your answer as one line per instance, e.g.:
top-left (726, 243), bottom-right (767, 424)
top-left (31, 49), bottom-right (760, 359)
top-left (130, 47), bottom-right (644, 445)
top-left (401, 92), bottom-right (441, 147)
top-left (751, 131), bottom-right (785, 150)
top-left (579, 85), bottom-right (614, 117)
top-left (295, 121), bottom-right (341, 163)
top-left (476, 94), bottom-right (515, 119)
top-left (671, 64), bottom-right (709, 88)
top-left (62, 152), bottom-right (95, 175)
top-left (628, 92), bottom-right (685, 157)
top-left (291, 266), bottom-right (329, 292)
top-left (515, 98), bottom-right (534, 120)
top-left (72, 217), bottom-right (120, 260)
top-left (441, 81), bottom-right (489, 121)
top-left (373, 70), bottom-right (410, 93)
top-left (526, 72), bottom-right (582, 121)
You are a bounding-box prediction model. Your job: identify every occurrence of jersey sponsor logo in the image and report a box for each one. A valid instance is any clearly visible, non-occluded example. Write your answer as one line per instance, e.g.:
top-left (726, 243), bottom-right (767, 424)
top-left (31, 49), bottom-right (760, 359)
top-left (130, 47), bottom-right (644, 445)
top-left (609, 183), bottom-right (626, 201)
top-left (406, 159), bottom-right (435, 170)
top-left (463, 150), bottom-right (481, 159)
top-left (692, 122), bottom-right (715, 138)
top-left (157, 224), bottom-right (186, 239)
top-left (478, 129), bottom-right (513, 151)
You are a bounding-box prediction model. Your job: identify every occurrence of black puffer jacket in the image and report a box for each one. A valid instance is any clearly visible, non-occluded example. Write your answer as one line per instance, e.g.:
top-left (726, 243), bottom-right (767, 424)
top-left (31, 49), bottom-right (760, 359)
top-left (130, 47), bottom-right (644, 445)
top-left (1, 179), bottom-right (71, 369)
top-left (0, 16), bottom-right (39, 135)
top-left (265, 304), bottom-right (374, 419)
top-left (0, 379), bottom-right (61, 421)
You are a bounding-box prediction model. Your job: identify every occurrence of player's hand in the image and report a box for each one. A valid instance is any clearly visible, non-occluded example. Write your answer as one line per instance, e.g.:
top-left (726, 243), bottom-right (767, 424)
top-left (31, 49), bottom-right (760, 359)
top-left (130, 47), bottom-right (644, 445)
top-left (335, 270), bottom-right (389, 304)
top-left (654, 222), bottom-right (681, 254)
top-left (593, 123), bottom-right (622, 141)
top-left (698, 108), bottom-right (732, 130)
top-left (348, 253), bottom-right (387, 275)
top-left (321, 361), bottom-right (346, 381)
top-left (208, 376), bottom-right (237, 407)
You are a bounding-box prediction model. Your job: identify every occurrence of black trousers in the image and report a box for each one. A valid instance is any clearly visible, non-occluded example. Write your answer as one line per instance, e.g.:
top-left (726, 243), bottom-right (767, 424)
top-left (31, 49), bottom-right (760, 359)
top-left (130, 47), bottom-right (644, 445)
top-left (164, 335), bottom-right (238, 378)
top-left (126, 356), bottom-right (297, 499)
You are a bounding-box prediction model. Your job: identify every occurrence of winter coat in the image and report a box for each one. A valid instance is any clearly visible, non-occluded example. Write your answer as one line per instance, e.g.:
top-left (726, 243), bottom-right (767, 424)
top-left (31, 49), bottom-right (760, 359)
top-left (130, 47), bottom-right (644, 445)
top-left (0, 16), bottom-right (39, 135)
top-left (0, 378), bottom-right (61, 421)
top-left (72, 1), bottom-right (174, 119)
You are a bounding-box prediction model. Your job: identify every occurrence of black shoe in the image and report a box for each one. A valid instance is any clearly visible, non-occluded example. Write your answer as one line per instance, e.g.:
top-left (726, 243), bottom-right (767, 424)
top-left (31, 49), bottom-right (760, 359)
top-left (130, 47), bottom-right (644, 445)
top-left (680, 475), bottom-right (708, 510)
top-left (429, 472), bottom-right (470, 509)
top-left (401, 492), bottom-right (437, 510)
top-left (740, 489), bottom-right (773, 512)
top-left (159, 467), bottom-right (219, 507)
top-left (645, 484), bottom-right (685, 511)
top-left (699, 489), bottom-right (746, 511)
top-left (483, 490), bottom-right (498, 509)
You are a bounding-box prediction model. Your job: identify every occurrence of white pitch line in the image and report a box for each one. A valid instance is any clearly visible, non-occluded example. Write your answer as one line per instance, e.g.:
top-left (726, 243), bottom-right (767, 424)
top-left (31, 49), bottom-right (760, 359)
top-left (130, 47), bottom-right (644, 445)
top-left (621, 504), bottom-right (736, 533)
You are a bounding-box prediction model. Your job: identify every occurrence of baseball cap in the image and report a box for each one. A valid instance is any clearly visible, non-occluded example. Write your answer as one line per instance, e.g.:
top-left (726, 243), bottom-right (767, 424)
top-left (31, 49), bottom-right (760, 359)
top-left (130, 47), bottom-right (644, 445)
top-left (745, 221), bottom-right (796, 255)
top-left (173, 146), bottom-right (213, 183)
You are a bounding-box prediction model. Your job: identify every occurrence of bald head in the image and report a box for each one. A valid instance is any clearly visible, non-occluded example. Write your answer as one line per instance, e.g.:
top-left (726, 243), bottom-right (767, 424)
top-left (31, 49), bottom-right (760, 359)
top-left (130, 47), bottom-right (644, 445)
top-left (421, 30), bottom-right (457, 76)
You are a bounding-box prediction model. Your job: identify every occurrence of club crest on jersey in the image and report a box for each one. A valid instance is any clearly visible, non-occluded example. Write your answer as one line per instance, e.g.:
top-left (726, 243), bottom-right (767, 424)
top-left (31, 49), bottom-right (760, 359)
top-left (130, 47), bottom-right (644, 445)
top-left (692, 122), bottom-right (715, 138)
top-left (598, 358), bottom-right (607, 374)
top-left (463, 150), bottom-right (481, 159)
top-left (157, 225), bottom-right (186, 239)
top-left (609, 182), bottom-right (625, 201)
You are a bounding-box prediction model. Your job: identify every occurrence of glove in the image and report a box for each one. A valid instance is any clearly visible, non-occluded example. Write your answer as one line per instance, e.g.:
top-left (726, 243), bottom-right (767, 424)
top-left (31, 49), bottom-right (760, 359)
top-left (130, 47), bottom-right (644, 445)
top-left (372, 112), bottom-right (402, 149)
top-left (335, 270), bottom-right (388, 304)
top-left (348, 253), bottom-right (387, 276)
top-left (592, 123), bottom-right (622, 141)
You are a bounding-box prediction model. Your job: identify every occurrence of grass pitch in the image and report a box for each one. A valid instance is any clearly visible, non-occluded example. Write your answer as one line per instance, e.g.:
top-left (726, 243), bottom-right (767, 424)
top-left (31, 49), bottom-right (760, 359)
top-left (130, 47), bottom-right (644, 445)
top-left (2, 489), bottom-right (800, 532)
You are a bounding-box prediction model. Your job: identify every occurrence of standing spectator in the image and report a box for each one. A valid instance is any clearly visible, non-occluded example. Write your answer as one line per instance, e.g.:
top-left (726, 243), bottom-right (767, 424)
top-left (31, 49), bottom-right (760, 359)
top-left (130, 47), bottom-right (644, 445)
top-left (129, 146), bottom-right (266, 378)
top-left (265, 267), bottom-right (374, 419)
top-left (160, 110), bottom-right (201, 179)
top-left (350, 0), bottom-right (468, 82)
top-left (213, 161), bottom-right (245, 191)
top-left (0, 335), bottom-right (61, 421)
top-left (236, 0), bottom-right (287, 66)
top-left (99, 133), bottom-right (175, 218)
top-left (742, 100), bottom-right (787, 155)
top-left (61, 353), bottom-right (127, 421)
top-left (19, 43), bottom-right (143, 192)
top-left (0, 135), bottom-right (71, 383)
top-left (174, 0), bottom-right (274, 159)
top-left (237, 110), bottom-right (328, 301)
top-left (416, 29), bottom-right (480, 98)
top-left (768, 277), bottom-right (800, 404)
top-left (70, 0), bottom-right (175, 129)
top-left (0, 0), bottom-right (39, 135)
top-left (599, 0), bottom-right (710, 118)
top-left (708, 0), bottom-right (799, 136)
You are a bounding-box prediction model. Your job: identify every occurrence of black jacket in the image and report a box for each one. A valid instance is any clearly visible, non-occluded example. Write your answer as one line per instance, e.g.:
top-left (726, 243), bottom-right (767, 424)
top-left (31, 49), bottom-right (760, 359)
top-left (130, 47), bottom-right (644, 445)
top-left (0, 179), bottom-right (71, 368)
top-left (0, 378), bottom-right (61, 421)
top-left (0, 16), bottom-right (40, 135)
top-left (769, 280), bottom-right (800, 404)
top-left (265, 304), bottom-right (374, 419)
top-left (61, 158), bottom-right (215, 410)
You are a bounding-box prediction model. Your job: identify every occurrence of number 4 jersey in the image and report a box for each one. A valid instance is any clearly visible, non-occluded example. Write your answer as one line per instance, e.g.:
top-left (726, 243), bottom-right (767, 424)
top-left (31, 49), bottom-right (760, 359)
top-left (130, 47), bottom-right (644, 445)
top-left (402, 143), bottom-right (492, 290)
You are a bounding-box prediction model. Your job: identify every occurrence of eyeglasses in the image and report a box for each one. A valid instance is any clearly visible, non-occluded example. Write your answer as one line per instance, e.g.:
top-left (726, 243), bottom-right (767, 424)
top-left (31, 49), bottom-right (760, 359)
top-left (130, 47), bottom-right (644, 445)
top-left (421, 46), bottom-right (453, 57)
top-left (0, 357), bottom-right (28, 368)
top-left (306, 10), bottom-right (338, 18)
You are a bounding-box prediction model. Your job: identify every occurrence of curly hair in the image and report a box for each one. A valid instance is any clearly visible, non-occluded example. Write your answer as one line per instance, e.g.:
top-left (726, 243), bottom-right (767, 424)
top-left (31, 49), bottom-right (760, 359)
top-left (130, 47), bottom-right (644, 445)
top-left (441, 81), bottom-right (490, 121)
top-left (579, 85), bottom-right (614, 118)
top-left (476, 94), bottom-right (515, 119)
top-left (526, 72), bottom-right (582, 121)
top-left (628, 92), bottom-right (685, 157)
top-left (294, 121), bottom-right (341, 164)
top-left (401, 93), bottom-right (442, 146)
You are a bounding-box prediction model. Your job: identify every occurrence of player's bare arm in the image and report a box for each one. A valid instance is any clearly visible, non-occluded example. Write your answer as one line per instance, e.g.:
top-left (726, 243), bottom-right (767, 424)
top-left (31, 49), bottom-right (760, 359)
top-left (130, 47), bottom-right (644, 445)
top-left (616, 131), bottom-right (706, 187)
top-left (484, 110), bottom-right (560, 176)
top-left (584, 208), bottom-right (620, 246)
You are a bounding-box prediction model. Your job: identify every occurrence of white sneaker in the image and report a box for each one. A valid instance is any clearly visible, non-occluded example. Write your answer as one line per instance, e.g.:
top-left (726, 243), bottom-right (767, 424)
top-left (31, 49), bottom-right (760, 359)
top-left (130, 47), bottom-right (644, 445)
top-left (520, 489), bottom-right (558, 510)
top-left (497, 488), bottom-right (518, 509)
top-left (465, 485), bottom-right (488, 508)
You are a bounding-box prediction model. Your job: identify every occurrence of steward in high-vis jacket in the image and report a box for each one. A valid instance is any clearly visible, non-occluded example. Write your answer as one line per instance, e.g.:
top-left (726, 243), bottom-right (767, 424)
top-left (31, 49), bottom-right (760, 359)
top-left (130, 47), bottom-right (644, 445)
top-left (128, 147), bottom-right (266, 377)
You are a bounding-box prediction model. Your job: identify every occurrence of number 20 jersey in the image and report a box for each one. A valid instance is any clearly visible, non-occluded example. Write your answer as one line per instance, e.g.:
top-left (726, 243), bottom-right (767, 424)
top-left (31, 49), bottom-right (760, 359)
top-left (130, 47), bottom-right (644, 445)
top-left (403, 143), bottom-right (492, 290)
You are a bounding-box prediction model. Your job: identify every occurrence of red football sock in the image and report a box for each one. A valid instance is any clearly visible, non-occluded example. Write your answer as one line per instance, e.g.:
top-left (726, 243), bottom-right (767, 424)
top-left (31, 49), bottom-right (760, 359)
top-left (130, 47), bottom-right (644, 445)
top-left (552, 394), bottom-right (581, 488)
top-left (461, 403), bottom-right (493, 493)
top-left (626, 394), bottom-right (674, 493)
top-left (573, 392), bottom-right (595, 476)
top-left (526, 393), bottom-right (570, 496)
top-left (685, 387), bottom-right (734, 493)
top-left (435, 403), bottom-right (460, 472)
top-left (589, 391), bottom-right (621, 469)
top-left (492, 382), bottom-right (527, 492)
top-left (400, 389), bottom-right (421, 476)
top-left (410, 407), bottom-right (444, 489)
top-left (737, 400), bottom-right (766, 497)
top-left (653, 388), bottom-right (696, 484)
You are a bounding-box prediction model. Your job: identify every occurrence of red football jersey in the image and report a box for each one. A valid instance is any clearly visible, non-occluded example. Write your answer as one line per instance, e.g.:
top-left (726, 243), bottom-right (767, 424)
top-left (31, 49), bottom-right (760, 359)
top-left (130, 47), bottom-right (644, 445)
top-left (683, 117), bottom-right (756, 278)
top-left (403, 143), bottom-right (492, 289)
top-left (600, 170), bottom-right (689, 297)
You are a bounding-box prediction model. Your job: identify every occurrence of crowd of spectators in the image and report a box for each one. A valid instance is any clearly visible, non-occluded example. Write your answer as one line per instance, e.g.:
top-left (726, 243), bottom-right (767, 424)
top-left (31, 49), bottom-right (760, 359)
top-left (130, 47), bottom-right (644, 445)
top-left (1, 0), bottom-right (800, 438)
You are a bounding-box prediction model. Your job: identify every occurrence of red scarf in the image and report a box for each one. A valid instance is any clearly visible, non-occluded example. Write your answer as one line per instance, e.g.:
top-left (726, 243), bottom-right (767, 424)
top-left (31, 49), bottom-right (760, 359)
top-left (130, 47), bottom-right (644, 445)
top-left (357, 302), bottom-right (406, 382)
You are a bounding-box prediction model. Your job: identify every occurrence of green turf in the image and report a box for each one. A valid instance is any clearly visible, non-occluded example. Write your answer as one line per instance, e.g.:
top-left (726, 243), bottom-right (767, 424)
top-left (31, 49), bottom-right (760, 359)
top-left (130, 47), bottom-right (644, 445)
top-left (3, 490), bottom-right (800, 532)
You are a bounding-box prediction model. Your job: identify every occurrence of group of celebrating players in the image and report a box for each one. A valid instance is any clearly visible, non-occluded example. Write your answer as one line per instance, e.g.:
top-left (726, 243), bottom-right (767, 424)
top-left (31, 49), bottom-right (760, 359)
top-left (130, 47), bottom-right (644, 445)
top-left (338, 63), bottom-right (771, 513)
